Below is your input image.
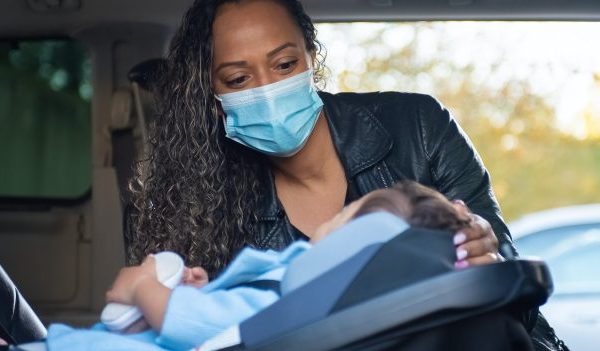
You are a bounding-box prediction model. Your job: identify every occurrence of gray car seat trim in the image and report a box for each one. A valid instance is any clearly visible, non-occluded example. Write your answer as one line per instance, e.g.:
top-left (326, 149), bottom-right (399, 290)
top-left (281, 212), bottom-right (408, 294)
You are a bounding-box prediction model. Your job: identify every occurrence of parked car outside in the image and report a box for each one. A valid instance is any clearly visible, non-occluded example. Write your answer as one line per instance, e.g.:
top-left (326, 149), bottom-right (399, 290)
top-left (510, 204), bottom-right (600, 351)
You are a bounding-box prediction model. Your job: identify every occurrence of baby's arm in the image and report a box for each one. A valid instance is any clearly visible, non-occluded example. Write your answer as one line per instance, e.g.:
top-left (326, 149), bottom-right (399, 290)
top-left (131, 277), bottom-right (170, 330)
top-left (105, 256), bottom-right (171, 331)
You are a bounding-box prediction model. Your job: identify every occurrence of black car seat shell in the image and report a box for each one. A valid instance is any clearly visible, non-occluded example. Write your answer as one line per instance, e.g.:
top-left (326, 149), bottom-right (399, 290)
top-left (199, 222), bottom-right (552, 351)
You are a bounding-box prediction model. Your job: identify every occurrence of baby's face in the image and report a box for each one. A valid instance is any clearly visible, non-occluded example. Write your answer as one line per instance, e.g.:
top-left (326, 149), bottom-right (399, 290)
top-left (311, 189), bottom-right (390, 243)
top-left (310, 186), bottom-right (470, 244)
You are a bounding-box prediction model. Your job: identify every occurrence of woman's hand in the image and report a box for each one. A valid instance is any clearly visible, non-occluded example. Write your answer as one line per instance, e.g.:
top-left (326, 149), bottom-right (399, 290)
top-left (452, 200), bottom-right (502, 269)
top-left (105, 255), bottom-right (157, 305)
top-left (181, 266), bottom-right (209, 288)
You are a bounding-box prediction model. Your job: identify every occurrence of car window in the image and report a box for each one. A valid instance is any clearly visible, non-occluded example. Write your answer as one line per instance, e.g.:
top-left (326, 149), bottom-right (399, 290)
top-left (0, 39), bottom-right (91, 200)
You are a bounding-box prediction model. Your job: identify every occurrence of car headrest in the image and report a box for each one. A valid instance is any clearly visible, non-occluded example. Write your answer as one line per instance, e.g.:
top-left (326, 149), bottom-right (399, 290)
top-left (281, 212), bottom-right (409, 295)
top-left (127, 58), bottom-right (166, 91)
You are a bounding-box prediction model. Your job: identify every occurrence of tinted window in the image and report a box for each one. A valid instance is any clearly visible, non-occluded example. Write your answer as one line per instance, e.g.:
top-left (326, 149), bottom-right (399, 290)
top-left (0, 39), bottom-right (91, 199)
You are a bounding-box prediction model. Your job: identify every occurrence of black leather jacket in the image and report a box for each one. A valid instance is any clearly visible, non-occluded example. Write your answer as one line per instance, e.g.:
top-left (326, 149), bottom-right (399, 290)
top-left (253, 91), bottom-right (515, 254)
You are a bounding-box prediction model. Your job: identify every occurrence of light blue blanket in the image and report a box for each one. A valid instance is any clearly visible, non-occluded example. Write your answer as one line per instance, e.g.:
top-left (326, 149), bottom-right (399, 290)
top-left (46, 241), bottom-right (311, 351)
top-left (45, 212), bottom-right (409, 350)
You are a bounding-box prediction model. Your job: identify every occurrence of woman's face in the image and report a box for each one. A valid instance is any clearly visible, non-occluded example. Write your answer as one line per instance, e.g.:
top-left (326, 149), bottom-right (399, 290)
top-left (211, 0), bottom-right (313, 94)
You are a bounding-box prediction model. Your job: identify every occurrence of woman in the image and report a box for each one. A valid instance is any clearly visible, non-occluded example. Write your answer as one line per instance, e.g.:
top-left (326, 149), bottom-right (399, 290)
top-left (128, 0), bottom-right (502, 278)
top-left (125, 0), bottom-right (566, 350)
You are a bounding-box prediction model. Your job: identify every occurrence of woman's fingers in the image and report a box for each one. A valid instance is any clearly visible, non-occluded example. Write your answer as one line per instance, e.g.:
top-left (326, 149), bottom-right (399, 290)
top-left (468, 252), bottom-right (503, 265)
top-left (456, 233), bottom-right (497, 259)
top-left (452, 209), bottom-right (501, 269)
top-left (455, 252), bottom-right (500, 269)
top-left (454, 213), bottom-right (498, 246)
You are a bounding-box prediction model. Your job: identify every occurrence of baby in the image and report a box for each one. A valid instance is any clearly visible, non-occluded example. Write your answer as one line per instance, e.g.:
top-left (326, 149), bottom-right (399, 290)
top-left (46, 180), bottom-right (479, 351)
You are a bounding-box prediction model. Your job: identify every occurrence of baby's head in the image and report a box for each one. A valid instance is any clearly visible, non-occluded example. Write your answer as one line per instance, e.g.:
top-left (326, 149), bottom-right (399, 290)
top-left (312, 180), bottom-right (472, 242)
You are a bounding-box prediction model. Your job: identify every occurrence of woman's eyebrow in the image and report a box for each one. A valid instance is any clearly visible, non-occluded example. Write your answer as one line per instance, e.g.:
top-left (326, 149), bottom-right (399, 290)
top-left (267, 42), bottom-right (297, 58)
top-left (215, 43), bottom-right (298, 73)
top-left (215, 60), bottom-right (248, 73)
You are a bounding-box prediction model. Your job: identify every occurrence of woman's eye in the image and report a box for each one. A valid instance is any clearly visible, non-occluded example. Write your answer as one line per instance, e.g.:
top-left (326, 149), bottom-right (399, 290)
top-left (277, 59), bottom-right (298, 72)
top-left (226, 75), bottom-right (249, 87)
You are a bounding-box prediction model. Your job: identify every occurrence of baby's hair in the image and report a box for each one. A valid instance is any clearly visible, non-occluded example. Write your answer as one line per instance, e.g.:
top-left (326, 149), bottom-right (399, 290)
top-left (353, 180), bottom-right (472, 233)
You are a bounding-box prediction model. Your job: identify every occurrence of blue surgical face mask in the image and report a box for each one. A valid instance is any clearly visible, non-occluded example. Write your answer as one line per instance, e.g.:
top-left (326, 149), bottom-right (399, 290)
top-left (216, 69), bottom-right (324, 157)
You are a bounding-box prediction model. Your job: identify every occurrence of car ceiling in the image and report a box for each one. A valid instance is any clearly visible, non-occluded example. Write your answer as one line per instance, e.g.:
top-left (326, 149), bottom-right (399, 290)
top-left (1, 0), bottom-right (600, 37)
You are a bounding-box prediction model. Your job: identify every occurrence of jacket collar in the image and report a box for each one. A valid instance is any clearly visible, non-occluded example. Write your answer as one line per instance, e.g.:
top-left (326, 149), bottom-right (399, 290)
top-left (257, 91), bottom-right (393, 220)
top-left (319, 91), bottom-right (393, 177)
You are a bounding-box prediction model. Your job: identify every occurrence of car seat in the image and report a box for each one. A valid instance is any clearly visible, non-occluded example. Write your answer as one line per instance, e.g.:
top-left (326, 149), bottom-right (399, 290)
top-left (199, 213), bottom-right (552, 351)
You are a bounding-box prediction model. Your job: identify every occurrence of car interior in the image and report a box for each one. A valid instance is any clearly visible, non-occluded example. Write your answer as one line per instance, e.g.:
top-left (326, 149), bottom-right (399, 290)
top-left (1, 0), bottom-right (599, 349)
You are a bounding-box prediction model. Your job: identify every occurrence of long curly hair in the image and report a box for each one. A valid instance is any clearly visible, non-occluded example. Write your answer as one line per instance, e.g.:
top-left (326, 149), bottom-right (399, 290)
top-left (127, 0), bottom-right (327, 277)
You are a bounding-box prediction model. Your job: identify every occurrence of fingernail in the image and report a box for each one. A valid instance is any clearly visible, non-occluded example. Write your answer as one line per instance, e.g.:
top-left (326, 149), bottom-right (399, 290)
top-left (453, 232), bottom-right (467, 245)
top-left (456, 248), bottom-right (468, 260)
top-left (455, 260), bottom-right (469, 269)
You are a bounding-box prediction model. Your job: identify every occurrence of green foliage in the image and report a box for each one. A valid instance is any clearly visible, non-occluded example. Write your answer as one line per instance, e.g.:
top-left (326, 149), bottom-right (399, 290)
top-left (330, 23), bottom-right (600, 220)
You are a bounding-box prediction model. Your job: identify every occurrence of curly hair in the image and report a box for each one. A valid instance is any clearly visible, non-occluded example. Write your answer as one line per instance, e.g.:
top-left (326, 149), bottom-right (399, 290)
top-left (127, 0), bottom-right (327, 277)
top-left (353, 180), bottom-right (473, 233)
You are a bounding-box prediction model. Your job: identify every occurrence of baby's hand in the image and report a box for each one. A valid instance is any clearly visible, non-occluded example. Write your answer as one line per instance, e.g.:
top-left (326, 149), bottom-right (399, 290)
top-left (122, 318), bottom-right (151, 334)
top-left (105, 255), bottom-right (157, 305)
top-left (181, 266), bottom-right (209, 288)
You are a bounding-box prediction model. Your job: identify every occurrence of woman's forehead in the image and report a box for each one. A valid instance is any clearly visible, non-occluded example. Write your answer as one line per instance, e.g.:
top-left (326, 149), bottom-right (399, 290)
top-left (212, 0), bottom-right (305, 62)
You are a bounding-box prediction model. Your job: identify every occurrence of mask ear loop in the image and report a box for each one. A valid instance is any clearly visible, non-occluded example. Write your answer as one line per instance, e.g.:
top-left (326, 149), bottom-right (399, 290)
top-left (214, 94), bottom-right (229, 132)
top-left (221, 115), bottom-right (228, 131)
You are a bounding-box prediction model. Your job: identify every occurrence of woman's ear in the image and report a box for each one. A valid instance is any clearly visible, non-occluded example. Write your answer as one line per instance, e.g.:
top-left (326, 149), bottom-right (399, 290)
top-left (306, 49), bottom-right (317, 72)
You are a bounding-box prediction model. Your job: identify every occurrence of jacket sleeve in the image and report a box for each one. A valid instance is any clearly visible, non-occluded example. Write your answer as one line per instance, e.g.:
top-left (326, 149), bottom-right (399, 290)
top-left (416, 95), bottom-right (517, 257)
